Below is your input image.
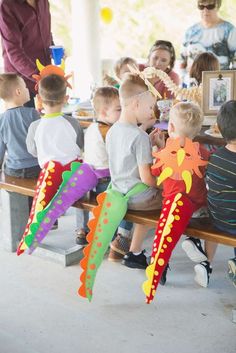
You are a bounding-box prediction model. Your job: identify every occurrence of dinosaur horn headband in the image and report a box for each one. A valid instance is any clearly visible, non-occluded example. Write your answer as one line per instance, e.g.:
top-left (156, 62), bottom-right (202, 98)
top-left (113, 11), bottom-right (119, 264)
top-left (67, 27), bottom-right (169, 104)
top-left (32, 59), bottom-right (73, 91)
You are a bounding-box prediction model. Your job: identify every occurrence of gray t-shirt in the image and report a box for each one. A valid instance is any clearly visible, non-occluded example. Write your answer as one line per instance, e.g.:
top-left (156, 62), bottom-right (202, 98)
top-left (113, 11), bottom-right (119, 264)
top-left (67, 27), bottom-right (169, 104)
top-left (106, 121), bottom-right (153, 194)
top-left (0, 106), bottom-right (40, 169)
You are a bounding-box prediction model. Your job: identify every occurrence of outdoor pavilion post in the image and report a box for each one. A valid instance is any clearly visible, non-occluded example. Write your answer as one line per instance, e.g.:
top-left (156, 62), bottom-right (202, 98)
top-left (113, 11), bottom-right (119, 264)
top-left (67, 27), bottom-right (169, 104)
top-left (71, 0), bottom-right (101, 100)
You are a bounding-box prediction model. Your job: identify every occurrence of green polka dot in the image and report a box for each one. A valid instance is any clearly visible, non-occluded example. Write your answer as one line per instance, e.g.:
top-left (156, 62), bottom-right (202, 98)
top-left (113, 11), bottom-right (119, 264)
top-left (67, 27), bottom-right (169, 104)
top-left (57, 200), bottom-right (62, 204)
top-left (71, 182), bottom-right (76, 187)
top-left (78, 170), bottom-right (84, 175)
top-left (44, 217), bottom-right (51, 224)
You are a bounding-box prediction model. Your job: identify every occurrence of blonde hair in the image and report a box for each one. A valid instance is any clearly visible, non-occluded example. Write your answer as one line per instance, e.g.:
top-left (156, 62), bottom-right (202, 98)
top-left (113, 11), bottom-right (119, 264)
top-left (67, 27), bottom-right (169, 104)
top-left (38, 74), bottom-right (67, 107)
top-left (114, 57), bottom-right (137, 80)
top-left (92, 86), bottom-right (119, 113)
top-left (170, 102), bottom-right (203, 138)
top-left (119, 73), bottom-right (148, 101)
top-left (0, 73), bottom-right (21, 101)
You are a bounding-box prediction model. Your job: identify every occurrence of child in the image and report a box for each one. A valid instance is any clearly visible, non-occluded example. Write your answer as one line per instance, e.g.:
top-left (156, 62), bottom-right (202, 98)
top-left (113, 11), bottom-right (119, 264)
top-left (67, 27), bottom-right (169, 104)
top-left (106, 73), bottom-right (162, 269)
top-left (206, 100), bottom-right (236, 288)
top-left (103, 57), bottom-right (137, 88)
top-left (152, 102), bottom-right (210, 286)
top-left (0, 73), bottom-right (40, 178)
top-left (75, 86), bottom-right (123, 246)
top-left (26, 74), bottom-right (81, 169)
top-left (189, 52), bottom-right (220, 87)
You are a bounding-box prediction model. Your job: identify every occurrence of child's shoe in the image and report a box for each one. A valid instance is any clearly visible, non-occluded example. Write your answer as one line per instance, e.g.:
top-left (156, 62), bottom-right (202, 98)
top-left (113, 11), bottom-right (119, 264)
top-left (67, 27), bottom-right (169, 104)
top-left (194, 261), bottom-right (212, 287)
top-left (110, 234), bottom-right (131, 255)
top-left (182, 237), bottom-right (207, 262)
top-left (122, 250), bottom-right (148, 269)
top-left (107, 249), bottom-right (123, 262)
top-left (75, 229), bottom-right (88, 246)
top-left (228, 258), bottom-right (236, 288)
top-left (160, 263), bottom-right (170, 286)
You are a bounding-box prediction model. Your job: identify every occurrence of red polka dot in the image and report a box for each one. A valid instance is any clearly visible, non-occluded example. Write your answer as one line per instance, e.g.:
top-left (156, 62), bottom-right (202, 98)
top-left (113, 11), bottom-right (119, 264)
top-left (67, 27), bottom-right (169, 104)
top-left (106, 202), bottom-right (111, 208)
top-left (103, 218), bottom-right (108, 224)
top-left (97, 242), bottom-right (102, 247)
top-left (89, 264), bottom-right (96, 270)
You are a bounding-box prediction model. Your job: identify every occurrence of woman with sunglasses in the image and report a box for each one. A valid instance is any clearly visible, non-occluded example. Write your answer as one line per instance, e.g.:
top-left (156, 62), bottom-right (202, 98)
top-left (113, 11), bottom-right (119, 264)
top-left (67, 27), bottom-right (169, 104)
top-left (180, 0), bottom-right (236, 85)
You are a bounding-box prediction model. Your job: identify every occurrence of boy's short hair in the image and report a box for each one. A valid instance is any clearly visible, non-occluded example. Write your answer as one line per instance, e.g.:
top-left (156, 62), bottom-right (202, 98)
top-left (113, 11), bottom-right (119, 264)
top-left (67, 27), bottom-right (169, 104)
top-left (38, 74), bottom-right (67, 107)
top-left (0, 73), bottom-right (21, 101)
top-left (119, 73), bottom-right (148, 100)
top-left (170, 101), bottom-right (203, 138)
top-left (92, 86), bottom-right (119, 113)
top-left (217, 100), bottom-right (236, 142)
top-left (114, 57), bottom-right (137, 80)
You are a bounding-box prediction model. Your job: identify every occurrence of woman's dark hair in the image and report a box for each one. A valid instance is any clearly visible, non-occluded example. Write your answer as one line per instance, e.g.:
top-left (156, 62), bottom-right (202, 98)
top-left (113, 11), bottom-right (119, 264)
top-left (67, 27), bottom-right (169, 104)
top-left (217, 100), bottom-right (236, 142)
top-left (190, 52), bottom-right (220, 85)
top-left (148, 40), bottom-right (176, 72)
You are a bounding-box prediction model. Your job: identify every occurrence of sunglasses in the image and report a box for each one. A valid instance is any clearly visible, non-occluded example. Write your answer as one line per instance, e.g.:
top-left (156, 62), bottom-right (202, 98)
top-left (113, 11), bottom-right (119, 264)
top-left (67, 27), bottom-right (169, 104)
top-left (198, 3), bottom-right (216, 10)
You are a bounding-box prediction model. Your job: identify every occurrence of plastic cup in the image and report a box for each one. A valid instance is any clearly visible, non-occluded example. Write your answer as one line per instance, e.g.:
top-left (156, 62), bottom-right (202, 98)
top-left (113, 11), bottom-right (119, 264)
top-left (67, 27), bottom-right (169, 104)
top-left (157, 99), bottom-right (173, 122)
top-left (49, 45), bottom-right (64, 65)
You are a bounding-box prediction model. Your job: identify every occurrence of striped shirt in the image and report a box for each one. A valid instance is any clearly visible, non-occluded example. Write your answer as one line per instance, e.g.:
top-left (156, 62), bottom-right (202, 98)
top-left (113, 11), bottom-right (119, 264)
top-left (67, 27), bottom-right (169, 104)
top-left (206, 147), bottom-right (236, 234)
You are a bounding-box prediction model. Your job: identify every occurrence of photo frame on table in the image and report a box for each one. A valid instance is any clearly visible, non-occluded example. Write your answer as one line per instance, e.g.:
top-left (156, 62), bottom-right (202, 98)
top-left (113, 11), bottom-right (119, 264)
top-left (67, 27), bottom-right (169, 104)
top-left (202, 70), bottom-right (236, 117)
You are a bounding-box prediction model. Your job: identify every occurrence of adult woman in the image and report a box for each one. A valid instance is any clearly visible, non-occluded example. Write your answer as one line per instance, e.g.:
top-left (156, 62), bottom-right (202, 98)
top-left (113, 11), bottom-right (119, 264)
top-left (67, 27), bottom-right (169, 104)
top-left (147, 40), bottom-right (180, 99)
top-left (180, 0), bottom-right (236, 82)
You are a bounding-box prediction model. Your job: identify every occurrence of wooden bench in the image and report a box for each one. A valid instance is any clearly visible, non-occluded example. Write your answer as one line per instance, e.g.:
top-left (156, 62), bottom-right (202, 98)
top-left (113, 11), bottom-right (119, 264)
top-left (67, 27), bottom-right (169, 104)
top-left (1, 172), bottom-right (236, 249)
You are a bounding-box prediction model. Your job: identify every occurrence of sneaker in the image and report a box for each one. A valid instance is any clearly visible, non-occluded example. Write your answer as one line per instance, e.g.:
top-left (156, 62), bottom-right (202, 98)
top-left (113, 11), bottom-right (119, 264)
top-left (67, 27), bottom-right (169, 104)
top-left (107, 249), bottom-right (123, 262)
top-left (194, 261), bottom-right (212, 288)
top-left (110, 234), bottom-right (131, 255)
top-left (51, 219), bottom-right (58, 230)
top-left (228, 258), bottom-right (236, 288)
top-left (160, 263), bottom-right (170, 286)
top-left (122, 251), bottom-right (148, 269)
top-left (75, 230), bottom-right (88, 246)
top-left (182, 237), bottom-right (207, 263)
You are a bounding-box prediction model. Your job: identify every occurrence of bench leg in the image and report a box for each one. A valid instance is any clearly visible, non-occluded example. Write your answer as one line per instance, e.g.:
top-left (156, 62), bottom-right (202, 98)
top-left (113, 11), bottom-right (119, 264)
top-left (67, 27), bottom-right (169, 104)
top-left (1, 190), bottom-right (29, 252)
top-left (232, 309), bottom-right (236, 324)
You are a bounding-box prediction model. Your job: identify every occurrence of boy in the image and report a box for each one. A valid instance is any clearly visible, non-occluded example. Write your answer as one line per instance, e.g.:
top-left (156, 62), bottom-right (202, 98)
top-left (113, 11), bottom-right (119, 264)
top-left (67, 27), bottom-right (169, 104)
top-left (153, 102), bottom-right (210, 285)
top-left (26, 74), bottom-right (82, 168)
top-left (0, 73), bottom-right (40, 178)
top-left (206, 100), bottom-right (236, 287)
top-left (75, 86), bottom-right (125, 247)
top-left (106, 73), bottom-right (162, 269)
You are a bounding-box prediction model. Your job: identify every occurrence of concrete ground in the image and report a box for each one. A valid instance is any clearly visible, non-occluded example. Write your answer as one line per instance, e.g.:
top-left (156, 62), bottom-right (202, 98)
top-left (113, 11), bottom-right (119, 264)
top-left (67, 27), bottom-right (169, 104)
top-left (0, 203), bottom-right (236, 353)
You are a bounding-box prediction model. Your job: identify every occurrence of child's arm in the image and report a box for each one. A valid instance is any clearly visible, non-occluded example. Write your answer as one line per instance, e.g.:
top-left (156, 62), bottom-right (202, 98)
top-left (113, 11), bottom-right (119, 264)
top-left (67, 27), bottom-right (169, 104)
top-left (139, 163), bottom-right (158, 188)
top-left (0, 134), bottom-right (6, 171)
top-left (26, 121), bottom-right (38, 157)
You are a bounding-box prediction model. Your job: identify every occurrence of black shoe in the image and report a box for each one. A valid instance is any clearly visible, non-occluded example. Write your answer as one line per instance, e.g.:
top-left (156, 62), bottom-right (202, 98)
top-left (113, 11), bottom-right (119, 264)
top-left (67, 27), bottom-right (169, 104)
top-left (75, 230), bottom-right (88, 246)
top-left (122, 251), bottom-right (148, 269)
top-left (194, 261), bottom-right (212, 287)
top-left (160, 263), bottom-right (170, 286)
top-left (182, 237), bottom-right (207, 263)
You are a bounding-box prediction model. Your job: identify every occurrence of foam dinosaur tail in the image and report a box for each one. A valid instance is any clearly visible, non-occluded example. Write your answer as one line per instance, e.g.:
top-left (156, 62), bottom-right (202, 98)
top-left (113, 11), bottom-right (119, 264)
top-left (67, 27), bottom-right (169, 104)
top-left (78, 189), bottom-right (128, 301)
top-left (143, 193), bottom-right (194, 304)
top-left (17, 162), bottom-right (98, 255)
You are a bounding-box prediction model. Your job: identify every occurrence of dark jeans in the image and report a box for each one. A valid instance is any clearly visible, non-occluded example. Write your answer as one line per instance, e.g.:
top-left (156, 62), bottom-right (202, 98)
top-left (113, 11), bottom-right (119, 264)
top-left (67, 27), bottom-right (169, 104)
top-left (4, 165), bottom-right (41, 179)
top-left (24, 92), bottom-right (35, 108)
top-left (4, 165), bottom-right (41, 212)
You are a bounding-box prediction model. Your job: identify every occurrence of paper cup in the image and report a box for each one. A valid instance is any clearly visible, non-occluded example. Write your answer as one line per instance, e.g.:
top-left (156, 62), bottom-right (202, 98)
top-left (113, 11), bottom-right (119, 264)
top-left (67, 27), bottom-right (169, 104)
top-left (50, 45), bottom-right (64, 65)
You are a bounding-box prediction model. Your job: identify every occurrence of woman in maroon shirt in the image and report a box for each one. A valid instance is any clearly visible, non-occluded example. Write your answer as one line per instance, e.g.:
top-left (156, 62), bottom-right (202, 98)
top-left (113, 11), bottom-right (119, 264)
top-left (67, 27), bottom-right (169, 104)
top-left (0, 0), bottom-right (53, 105)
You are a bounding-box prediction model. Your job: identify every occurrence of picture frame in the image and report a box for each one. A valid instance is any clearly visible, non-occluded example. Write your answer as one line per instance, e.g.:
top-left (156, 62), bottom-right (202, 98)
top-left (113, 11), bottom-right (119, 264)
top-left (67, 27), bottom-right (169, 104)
top-left (202, 70), bottom-right (236, 117)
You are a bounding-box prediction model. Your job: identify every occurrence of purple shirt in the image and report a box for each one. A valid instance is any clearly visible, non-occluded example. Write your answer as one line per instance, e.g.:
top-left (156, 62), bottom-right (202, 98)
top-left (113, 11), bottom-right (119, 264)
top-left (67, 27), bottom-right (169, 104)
top-left (0, 0), bottom-right (53, 94)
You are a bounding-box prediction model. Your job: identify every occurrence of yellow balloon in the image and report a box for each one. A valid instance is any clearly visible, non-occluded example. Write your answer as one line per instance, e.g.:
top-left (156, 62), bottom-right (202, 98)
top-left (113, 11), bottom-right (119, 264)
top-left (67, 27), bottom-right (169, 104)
top-left (100, 7), bottom-right (113, 24)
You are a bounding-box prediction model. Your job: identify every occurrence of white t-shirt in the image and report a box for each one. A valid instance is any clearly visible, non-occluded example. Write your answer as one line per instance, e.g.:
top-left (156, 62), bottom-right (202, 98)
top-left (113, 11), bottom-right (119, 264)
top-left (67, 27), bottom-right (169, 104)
top-left (34, 115), bottom-right (80, 168)
top-left (84, 122), bottom-right (109, 170)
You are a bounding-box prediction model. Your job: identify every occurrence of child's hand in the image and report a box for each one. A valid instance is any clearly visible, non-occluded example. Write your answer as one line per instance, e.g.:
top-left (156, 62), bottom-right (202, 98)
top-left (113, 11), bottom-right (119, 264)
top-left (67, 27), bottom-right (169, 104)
top-left (150, 128), bottom-right (166, 149)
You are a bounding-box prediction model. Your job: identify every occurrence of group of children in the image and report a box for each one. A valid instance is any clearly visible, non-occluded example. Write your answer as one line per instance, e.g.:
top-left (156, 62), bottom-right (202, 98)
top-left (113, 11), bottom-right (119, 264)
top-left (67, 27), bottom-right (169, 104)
top-left (0, 37), bottom-right (236, 292)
